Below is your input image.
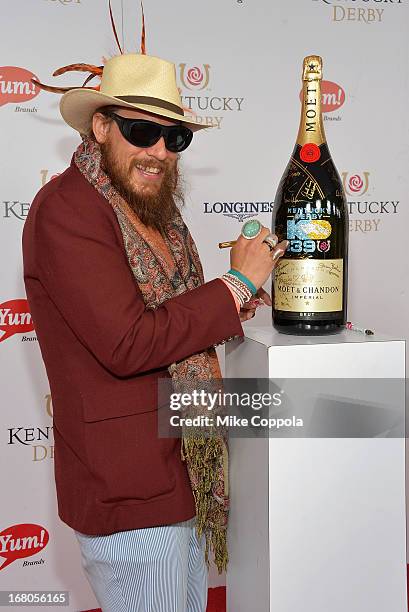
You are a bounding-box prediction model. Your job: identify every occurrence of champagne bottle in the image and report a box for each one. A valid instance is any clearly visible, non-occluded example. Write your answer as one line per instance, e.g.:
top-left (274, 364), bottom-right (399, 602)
top-left (272, 55), bottom-right (348, 335)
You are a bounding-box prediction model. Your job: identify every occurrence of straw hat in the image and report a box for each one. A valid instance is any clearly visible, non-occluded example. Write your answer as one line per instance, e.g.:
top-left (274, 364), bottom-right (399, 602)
top-left (58, 53), bottom-right (205, 135)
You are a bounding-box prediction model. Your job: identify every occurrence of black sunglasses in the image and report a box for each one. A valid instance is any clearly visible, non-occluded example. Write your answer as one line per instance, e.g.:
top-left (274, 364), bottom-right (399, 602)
top-left (103, 112), bottom-right (193, 153)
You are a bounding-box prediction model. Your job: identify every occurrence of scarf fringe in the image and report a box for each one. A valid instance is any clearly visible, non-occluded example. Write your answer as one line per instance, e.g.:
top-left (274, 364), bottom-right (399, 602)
top-left (181, 436), bottom-right (228, 574)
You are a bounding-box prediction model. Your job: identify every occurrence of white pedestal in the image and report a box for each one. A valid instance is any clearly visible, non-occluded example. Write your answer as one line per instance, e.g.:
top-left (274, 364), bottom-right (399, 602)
top-left (225, 328), bottom-right (406, 612)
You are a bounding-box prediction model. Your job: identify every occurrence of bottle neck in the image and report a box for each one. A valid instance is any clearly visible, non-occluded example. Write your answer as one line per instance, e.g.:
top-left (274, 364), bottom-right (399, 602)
top-left (296, 78), bottom-right (326, 147)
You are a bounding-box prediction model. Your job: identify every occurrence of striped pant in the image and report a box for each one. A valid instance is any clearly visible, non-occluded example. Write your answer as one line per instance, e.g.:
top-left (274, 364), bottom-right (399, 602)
top-left (74, 517), bottom-right (208, 612)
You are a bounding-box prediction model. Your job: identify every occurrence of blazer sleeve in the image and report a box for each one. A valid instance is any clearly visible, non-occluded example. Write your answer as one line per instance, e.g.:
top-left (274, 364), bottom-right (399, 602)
top-left (33, 189), bottom-right (243, 377)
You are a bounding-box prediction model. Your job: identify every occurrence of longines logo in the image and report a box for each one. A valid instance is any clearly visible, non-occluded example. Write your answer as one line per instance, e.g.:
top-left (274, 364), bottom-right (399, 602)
top-left (203, 201), bottom-right (273, 222)
top-left (312, 0), bottom-right (402, 23)
top-left (341, 171), bottom-right (399, 233)
top-left (7, 394), bottom-right (54, 462)
top-left (178, 62), bottom-right (244, 129)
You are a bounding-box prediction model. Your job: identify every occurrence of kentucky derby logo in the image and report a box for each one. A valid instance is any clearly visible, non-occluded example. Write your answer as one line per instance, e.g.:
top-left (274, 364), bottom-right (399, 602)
top-left (179, 64), bottom-right (210, 90)
top-left (7, 392), bottom-right (54, 463)
top-left (318, 240), bottom-right (331, 253)
top-left (311, 0), bottom-right (394, 23)
top-left (341, 172), bottom-right (370, 196)
top-left (0, 67), bottom-right (40, 107)
top-left (45, 394), bottom-right (54, 418)
top-left (178, 62), bottom-right (243, 129)
top-left (40, 169), bottom-right (61, 187)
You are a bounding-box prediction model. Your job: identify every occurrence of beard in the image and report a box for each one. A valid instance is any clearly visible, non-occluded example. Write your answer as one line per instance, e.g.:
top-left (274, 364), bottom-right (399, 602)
top-left (99, 141), bottom-right (184, 233)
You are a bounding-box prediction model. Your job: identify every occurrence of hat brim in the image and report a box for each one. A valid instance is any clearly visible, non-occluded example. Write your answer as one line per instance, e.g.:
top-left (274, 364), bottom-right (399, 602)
top-left (60, 88), bottom-right (208, 134)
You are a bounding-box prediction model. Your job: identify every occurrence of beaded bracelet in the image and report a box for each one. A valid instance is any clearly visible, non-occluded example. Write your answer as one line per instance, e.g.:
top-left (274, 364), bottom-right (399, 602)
top-left (213, 273), bottom-right (251, 348)
top-left (221, 272), bottom-right (253, 307)
top-left (227, 268), bottom-right (257, 296)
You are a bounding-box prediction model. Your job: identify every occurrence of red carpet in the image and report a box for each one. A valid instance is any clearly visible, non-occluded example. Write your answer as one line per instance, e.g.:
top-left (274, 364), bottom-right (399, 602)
top-left (82, 586), bottom-right (226, 612)
top-left (207, 587), bottom-right (226, 612)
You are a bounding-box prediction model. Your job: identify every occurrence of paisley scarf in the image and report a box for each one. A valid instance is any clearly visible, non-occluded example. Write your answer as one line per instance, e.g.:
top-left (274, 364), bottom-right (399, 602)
top-left (74, 135), bottom-right (230, 572)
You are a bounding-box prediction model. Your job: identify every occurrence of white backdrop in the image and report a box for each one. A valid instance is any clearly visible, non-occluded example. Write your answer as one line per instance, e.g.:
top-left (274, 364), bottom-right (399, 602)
top-left (1, 1), bottom-right (408, 610)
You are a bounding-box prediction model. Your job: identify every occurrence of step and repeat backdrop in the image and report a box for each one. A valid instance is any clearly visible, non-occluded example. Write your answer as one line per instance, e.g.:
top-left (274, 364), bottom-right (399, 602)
top-left (1, 0), bottom-right (408, 610)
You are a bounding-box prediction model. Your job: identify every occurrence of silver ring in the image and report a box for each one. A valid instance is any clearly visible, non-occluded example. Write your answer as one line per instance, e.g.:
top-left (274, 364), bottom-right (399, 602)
top-left (262, 234), bottom-right (278, 251)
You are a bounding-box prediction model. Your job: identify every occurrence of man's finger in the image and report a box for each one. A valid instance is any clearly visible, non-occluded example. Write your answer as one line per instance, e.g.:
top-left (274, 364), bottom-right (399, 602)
top-left (257, 287), bottom-right (272, 306)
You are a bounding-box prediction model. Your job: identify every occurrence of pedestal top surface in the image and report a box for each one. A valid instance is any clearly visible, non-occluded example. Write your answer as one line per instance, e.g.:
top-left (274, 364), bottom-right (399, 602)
top-left (244, 327), bottom-right (404, 349)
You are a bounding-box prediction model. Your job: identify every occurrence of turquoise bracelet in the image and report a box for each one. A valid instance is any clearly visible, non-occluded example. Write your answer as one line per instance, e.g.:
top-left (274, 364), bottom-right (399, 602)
top-left (227, 269), bottom-right (257, 295)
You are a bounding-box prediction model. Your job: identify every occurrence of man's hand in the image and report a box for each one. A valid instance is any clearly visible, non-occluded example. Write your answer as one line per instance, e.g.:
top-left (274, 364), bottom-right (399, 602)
top-left (239, 287), bottom-right (271, 322)
top-left (230, 227), bottom-right (288, 291)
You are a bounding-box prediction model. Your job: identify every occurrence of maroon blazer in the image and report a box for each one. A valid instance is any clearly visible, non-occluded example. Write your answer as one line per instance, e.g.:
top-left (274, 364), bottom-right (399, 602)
top-left (22, 159), bottom-right (243, 535)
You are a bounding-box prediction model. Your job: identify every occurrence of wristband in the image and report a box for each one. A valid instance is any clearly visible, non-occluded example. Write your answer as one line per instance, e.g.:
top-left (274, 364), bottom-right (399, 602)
top-left (221, 273), bottom-right (252, 306)
top-left (227, 269), bottom-right (257, 296)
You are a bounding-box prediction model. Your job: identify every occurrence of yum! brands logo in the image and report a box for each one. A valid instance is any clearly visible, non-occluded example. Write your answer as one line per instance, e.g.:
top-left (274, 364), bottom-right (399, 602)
top-left (0, 67), bottom-right (40, 108)
top-left (178, 61), bottom-right (244, 129)
top-left (0, 524), bottom-right (49, 571)
top-left (299, 80), bottom-right (345, 122)
top-left (321, 81), bottom-right (345, 112)
top-left (0, 299), bottom-right (35, 342)
top-left (312, 0), bottom-right (402, 24)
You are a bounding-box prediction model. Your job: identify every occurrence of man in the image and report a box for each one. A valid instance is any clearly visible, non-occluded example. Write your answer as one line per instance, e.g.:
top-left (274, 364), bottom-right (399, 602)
top-left (22, 52), bottom-right (286, 612)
